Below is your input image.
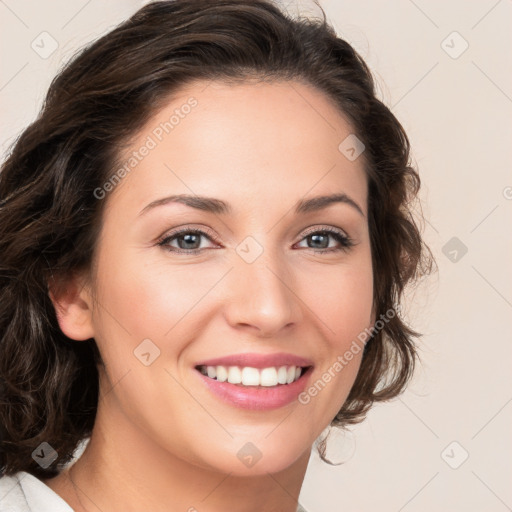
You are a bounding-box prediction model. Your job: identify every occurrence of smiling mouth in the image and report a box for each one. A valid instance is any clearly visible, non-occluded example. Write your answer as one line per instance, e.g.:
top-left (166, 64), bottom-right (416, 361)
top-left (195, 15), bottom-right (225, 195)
top-left (195, 364), bottom-right (311, 387)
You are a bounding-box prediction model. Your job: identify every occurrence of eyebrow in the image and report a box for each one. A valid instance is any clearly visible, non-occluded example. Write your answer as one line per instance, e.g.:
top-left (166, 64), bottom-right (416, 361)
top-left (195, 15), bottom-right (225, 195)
top-left (139, 192), bottom-right (364, 217)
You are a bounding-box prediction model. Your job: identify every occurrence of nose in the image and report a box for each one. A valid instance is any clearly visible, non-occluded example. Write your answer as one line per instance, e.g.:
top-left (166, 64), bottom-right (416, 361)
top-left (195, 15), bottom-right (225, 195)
top-left (223, 255), bottom-right (303, 337)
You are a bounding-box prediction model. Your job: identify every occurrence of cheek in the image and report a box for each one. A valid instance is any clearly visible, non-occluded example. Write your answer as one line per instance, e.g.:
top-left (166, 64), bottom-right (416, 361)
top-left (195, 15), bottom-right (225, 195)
top-left (94, 249), bottom-right (218, 341)
top-left (93, 241), bottom-right (373, 364)
top-left (303, 256), bottom-right (374, 348)
top-left (296, 255), bottom-right (372, 414)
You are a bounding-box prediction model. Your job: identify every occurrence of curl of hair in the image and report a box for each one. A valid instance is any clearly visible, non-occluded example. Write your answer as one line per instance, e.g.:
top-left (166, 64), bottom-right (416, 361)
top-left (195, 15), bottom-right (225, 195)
top-left (0, 0), bottom-right (435, 477)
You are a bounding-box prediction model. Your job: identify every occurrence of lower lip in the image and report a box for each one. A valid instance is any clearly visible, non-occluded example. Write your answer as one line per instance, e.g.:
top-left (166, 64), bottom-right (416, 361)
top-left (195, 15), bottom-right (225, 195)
top-left (195, 367), bottom-right (313, 411)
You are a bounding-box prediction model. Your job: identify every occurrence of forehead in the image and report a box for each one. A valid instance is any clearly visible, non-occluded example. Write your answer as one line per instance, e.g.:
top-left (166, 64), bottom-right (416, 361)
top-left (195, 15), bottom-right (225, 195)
top-left (110, 79), bottom-right (368, 215)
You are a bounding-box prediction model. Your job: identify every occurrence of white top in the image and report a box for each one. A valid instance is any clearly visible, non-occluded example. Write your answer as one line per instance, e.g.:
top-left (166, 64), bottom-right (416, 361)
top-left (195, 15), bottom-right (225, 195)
top-left (0, 471), bottom-right (74, 512)
top-left (0, 471), bottom-right (309, 511)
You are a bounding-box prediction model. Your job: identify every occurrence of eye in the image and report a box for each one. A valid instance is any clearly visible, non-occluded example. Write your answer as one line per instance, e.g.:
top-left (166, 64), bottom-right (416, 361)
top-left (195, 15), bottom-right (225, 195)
top-left (295, 227), bottom-right (354, 253)
top-left (157, 227), bottom-right (219, 254)
top-left (157, 226), bottom-right (354, 255)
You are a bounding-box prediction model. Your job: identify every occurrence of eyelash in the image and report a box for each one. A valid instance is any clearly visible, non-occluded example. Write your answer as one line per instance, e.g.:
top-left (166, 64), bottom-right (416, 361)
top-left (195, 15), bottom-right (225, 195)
top-left (156, 226), bottom-right (354, 255)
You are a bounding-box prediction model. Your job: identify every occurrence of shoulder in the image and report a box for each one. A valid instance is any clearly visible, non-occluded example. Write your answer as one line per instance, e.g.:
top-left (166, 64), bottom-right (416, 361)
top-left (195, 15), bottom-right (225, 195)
top-left (0, 472), bottom-right (30, 512)
top-left (0, 471), bottom-right (74, 512)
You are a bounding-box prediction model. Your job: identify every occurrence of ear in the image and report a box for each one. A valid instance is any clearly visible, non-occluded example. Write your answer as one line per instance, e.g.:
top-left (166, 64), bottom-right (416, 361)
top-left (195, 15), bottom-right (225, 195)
top-left (48, 272), bottom-right (95, 341)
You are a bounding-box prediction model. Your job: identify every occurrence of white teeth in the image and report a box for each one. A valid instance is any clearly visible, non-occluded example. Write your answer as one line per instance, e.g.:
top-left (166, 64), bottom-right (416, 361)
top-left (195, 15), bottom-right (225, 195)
top-left (199, 365), bottom-right (305, 386)
top-left (216, 365), bottom-right (228, 382)
top-left (227, 366), bottom-right (242, 384)
top-left (241, 367), bottom-right (260, 386)
top-left (260, 367), bottom-right (278, 387)
top-left (277, 366), bottom-right (288, 384)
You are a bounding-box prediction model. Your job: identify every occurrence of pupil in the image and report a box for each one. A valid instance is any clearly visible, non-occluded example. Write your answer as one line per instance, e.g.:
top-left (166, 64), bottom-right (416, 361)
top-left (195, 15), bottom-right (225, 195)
top-left (179, 233), bottom-right (200, 249)
top-left (310, 234), bottom-right (328, 248)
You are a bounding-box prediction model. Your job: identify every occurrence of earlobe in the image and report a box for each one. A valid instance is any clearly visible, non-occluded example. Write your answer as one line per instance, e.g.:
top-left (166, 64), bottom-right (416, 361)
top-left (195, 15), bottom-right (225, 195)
top-left (48, 273), bottom-right (95, 341)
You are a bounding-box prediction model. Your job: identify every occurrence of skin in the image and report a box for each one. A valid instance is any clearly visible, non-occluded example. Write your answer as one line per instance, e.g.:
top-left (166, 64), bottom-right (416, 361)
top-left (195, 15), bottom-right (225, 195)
top-left (44, 79), bottom-right (374, 512)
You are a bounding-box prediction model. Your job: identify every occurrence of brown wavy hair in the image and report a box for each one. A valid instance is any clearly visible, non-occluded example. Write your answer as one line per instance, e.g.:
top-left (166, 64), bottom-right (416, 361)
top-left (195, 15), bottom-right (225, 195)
top-left (0, 0), bottom-right (435, 478)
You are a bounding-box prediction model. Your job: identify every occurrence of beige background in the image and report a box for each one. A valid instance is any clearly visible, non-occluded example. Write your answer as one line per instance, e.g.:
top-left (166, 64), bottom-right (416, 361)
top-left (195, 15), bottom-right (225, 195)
top-left (1, 1), bottom-right (511, 510)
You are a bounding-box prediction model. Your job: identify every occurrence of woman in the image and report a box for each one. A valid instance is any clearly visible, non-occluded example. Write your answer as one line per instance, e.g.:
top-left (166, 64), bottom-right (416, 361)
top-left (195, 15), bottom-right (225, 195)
top-left (0, 0), bottom-right (434, 510)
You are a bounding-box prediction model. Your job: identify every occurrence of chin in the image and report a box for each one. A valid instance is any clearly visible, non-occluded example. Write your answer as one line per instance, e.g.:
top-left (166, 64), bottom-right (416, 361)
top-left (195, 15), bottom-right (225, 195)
top-left (195, 438), bottom-right (311, 477)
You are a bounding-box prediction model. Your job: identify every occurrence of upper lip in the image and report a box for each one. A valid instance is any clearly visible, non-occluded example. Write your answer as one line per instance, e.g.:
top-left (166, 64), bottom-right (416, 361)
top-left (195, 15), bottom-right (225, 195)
top-left (195, 352), bottom-right (314, 369)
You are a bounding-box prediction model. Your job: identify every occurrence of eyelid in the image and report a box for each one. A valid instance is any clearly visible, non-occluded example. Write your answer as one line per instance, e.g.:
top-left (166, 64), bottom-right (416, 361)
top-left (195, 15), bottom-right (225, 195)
top-left (157, 225), bottom-right (349, 242)
top-left (156, 225), bottom-right (221, 247)
top-left (299, 224), bottom-right (349, 239)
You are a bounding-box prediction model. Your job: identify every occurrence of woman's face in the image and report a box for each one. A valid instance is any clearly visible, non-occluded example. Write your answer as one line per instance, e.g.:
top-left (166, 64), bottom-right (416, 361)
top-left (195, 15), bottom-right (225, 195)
top-left (79, 79), bottom-right (374, 475)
